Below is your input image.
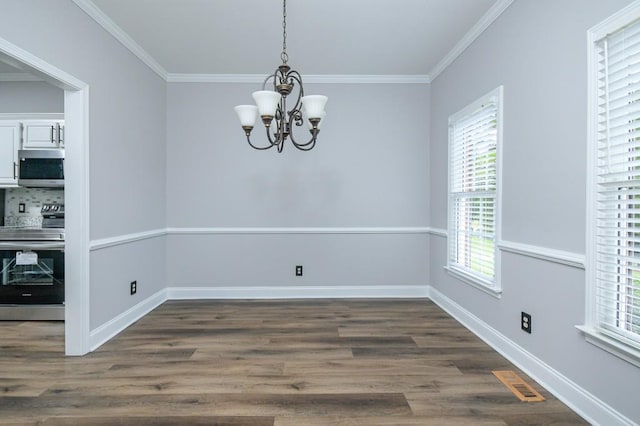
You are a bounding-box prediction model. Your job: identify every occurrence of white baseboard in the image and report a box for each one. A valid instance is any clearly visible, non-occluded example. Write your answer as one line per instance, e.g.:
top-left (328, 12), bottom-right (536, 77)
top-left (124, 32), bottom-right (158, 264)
top-left (85, 283), bottom-right (633, 424)
top-left (428, 286), bottom-right (635, 426)
top-left (89, 289), bottom-right (168, 351)
top-left (167, 285), bottom-right (429, 300)
top-left (89, 285), bottom-right (427, 351)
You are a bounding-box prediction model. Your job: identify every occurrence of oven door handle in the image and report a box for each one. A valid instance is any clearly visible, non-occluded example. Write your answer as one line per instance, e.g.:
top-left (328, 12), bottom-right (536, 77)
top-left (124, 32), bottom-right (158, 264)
top-left (0, 241), bottom-right (65, 250)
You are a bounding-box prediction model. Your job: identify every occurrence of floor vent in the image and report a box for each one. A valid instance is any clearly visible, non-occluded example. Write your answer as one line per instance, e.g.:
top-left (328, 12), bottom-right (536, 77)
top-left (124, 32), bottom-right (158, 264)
top-left (492, 370), bottom-right (545, 402)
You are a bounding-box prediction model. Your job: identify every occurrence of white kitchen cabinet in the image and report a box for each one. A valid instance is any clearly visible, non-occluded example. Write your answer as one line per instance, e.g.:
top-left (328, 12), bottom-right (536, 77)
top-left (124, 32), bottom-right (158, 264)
top-left (23, 120), bottom-right (64, 149)
top-left (0, 122), bottom-right (21, 187)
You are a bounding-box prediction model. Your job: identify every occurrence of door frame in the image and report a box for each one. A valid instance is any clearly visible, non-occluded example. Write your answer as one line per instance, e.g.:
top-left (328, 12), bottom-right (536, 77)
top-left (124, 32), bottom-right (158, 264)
top-left (0, 37), bottom-right (91, 355)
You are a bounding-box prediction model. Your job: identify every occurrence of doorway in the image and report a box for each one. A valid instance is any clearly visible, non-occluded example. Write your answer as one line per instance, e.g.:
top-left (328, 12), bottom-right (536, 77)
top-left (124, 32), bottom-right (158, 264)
top-left (0, 37), bottom-right (90, 355)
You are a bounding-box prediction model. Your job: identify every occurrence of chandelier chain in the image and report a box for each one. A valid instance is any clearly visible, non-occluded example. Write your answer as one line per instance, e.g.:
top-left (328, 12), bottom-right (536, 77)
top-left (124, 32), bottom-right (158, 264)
top-left (281, 0), bottom-right (288, 64)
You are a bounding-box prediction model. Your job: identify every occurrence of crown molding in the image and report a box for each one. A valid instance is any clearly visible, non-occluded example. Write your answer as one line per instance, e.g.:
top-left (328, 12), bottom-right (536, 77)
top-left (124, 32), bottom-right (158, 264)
top-left (0, 72), bottom-right (41, 82)
top-left (71, 0), bottom-right (168, 80)
top-left (166, 74), bottom-right (267, 84)
top-left (72, 0), bottom-right (508, 85)
top-left (167, 73), bottom-right (431, 84)
top-left (429, 0), bottom-right (514, 82)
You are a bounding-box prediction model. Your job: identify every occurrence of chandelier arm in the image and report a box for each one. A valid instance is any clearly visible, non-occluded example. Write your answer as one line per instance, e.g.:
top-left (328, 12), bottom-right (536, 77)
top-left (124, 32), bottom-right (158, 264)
top-left (246, 134), bottom-right (276, 150)
top-left (264, 122), bottom-right (285, 149)
top-left (262, 73), bottom-right (277, 91)
top-left (289, 127), bottom-right (319, 150)
top-left (270, 120), bottom-right (285, 153)
top-left (292, 136), bottom-right (317, 151)
top-left (287, 71), bottom-right (304, 112)
top-left (286, 111), bottom-right (303, 146)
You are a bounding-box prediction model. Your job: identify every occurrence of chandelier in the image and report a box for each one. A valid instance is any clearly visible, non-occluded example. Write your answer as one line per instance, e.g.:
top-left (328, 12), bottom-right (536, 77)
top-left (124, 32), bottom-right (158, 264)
top-left (234, 0), bottom-right (327, 152)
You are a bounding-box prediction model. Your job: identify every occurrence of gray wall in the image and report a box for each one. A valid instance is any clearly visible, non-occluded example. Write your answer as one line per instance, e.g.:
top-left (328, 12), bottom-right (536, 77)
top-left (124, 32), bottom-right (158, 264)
top-left (0, 81), bottom-right (64, 113)
top-left (166, 82), bottom-right (430, 288)
top-left (0, 0), bottom-right (167, 329)
top-left (429, 0), bottom-right (639, 420)
top-left (4, 0), bottom-right (634, 421)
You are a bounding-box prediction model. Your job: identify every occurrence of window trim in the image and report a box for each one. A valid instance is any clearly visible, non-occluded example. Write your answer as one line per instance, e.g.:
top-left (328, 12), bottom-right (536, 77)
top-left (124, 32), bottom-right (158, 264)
top-left (582, 1), bottom-right (640, 366)
top-left (446, 86), bottom-right (503, 295)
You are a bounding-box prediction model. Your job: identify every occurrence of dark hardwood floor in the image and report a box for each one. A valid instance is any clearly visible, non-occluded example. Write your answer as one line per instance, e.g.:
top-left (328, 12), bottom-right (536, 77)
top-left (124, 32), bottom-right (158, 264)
top-left (0, 299), bottom-right (586, 425)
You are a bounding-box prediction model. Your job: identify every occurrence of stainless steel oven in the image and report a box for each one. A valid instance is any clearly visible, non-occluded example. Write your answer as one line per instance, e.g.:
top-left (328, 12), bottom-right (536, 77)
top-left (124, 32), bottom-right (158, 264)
top-left (0, 228), bottom-right (65, 320)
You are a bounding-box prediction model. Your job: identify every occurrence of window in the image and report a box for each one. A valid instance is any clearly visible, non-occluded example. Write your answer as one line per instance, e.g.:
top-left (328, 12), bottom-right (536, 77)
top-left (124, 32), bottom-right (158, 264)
top-left (447, 87), bottom-right (502, 295)
top-left (585, 5), bottom-right (640, 364)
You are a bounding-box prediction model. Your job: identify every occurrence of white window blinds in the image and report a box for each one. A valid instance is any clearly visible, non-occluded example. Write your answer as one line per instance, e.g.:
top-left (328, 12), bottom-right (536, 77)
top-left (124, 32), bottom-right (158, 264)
top-left (594, 18), bottom-right (640, 346)
top-left (448, 93), bottom-right (499, 286)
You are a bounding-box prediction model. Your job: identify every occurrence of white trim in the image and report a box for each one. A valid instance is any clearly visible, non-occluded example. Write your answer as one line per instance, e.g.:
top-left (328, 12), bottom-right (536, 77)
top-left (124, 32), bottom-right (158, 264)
top-left (443, 266), bottom-right (502, 298)
top-left (0, 35), bottom-right (91, 356)
top-left (88, 226), bottom-right (430, 251)
top-left (167, 285), bottom-right (429, 300)
top-left (166, 73), bottom-right (431, 84)
top-left (429, 0), bottom-right (514, 81)
top-left (0, 40), bottom-right (85, 90)
top-left (589, 0), bottom-right (640, 42)
top-left (90, 228), bottom-right (167, 251)
top-left (89, 285), bottom-right (427, 350)
top-left (498, 240), bottom-right (585, 269)
top-left (71, 0), bottom-right (168, 80)
top-left (70, 0), bottom-right (514, 84)
top-left (166, 226), bottom-right (430, 235)
top-left (576, 325), bottom-right (640, 369)
top-left (69, 0), bottom-right (514, 84)
top-left (167, 74), bottom-right (265, 84)
top-left (447, 86), bottom-right (503, 293)
top-left (89, 289), bottom-right (167, 351)
top-left (585, 0), bottom-right (602, 343)
top-left (0, 73), bottom-right (41, 82)
top-left (427, 227), bottom-right (447, 237)
top-left (63, 86), bottom-right (91, 356)
top-left (0, 113), bottom-right (64, 120)
top-left (428, 287), bottom-right (636, 426)
top-left (584, 0), bottom-right (640, 369)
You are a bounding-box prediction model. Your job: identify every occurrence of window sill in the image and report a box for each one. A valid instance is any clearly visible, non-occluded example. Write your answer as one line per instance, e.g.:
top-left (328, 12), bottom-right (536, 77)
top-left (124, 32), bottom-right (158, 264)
top-left (576, 325), bottom-right (640, 368)
top-left (443, 265), bottom-right (502, 299)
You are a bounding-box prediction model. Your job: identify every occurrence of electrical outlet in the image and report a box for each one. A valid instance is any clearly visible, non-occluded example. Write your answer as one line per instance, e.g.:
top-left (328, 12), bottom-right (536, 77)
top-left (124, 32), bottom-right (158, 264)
top-left (521, 312), bottom-right (532, 334)
top-left (130, 280), bottom-right (137, 295)
top-left (295, 265), bottom-right (303, 276)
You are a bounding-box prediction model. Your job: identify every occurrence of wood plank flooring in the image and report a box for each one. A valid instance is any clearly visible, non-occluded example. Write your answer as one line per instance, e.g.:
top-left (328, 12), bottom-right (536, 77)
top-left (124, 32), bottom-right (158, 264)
top-left (0, 299), bottom-right (587, 425)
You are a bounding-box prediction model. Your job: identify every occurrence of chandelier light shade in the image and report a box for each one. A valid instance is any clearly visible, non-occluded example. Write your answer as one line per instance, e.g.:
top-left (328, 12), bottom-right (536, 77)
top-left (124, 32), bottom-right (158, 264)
top-left (234, 0), bottom-right (327, 152)
top-left (233, 105), bottom-right (258, 128)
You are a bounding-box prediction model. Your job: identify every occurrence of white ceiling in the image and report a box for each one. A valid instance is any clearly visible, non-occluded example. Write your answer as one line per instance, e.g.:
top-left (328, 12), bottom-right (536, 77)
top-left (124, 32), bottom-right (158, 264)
top-left (85, 0), bottom-right (501, 77)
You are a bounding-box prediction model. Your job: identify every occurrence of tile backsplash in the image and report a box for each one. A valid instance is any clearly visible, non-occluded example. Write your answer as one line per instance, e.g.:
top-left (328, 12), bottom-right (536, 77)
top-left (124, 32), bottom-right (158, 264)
top-left (4, 187), bottom-right (64, 227)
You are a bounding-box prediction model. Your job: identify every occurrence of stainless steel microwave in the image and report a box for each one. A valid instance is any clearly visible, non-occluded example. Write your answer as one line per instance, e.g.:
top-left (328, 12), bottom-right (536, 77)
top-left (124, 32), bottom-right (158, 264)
top-left (18, 149), bottom-right (65, 188)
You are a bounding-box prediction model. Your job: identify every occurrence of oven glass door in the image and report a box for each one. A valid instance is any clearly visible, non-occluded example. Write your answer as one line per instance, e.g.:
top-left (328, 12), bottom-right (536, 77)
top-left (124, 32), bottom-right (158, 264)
top-left (0, 248), bottom-right (64, 304)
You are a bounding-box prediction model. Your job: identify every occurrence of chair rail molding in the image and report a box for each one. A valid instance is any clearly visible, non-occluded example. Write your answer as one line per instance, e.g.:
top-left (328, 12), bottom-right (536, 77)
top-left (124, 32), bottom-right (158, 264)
top-left (166, 226), bottom-right (431, 235)
top-left (90, 228), bottom-right (167, 251)
top-left (497, 240), bottom-right (585, 269)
